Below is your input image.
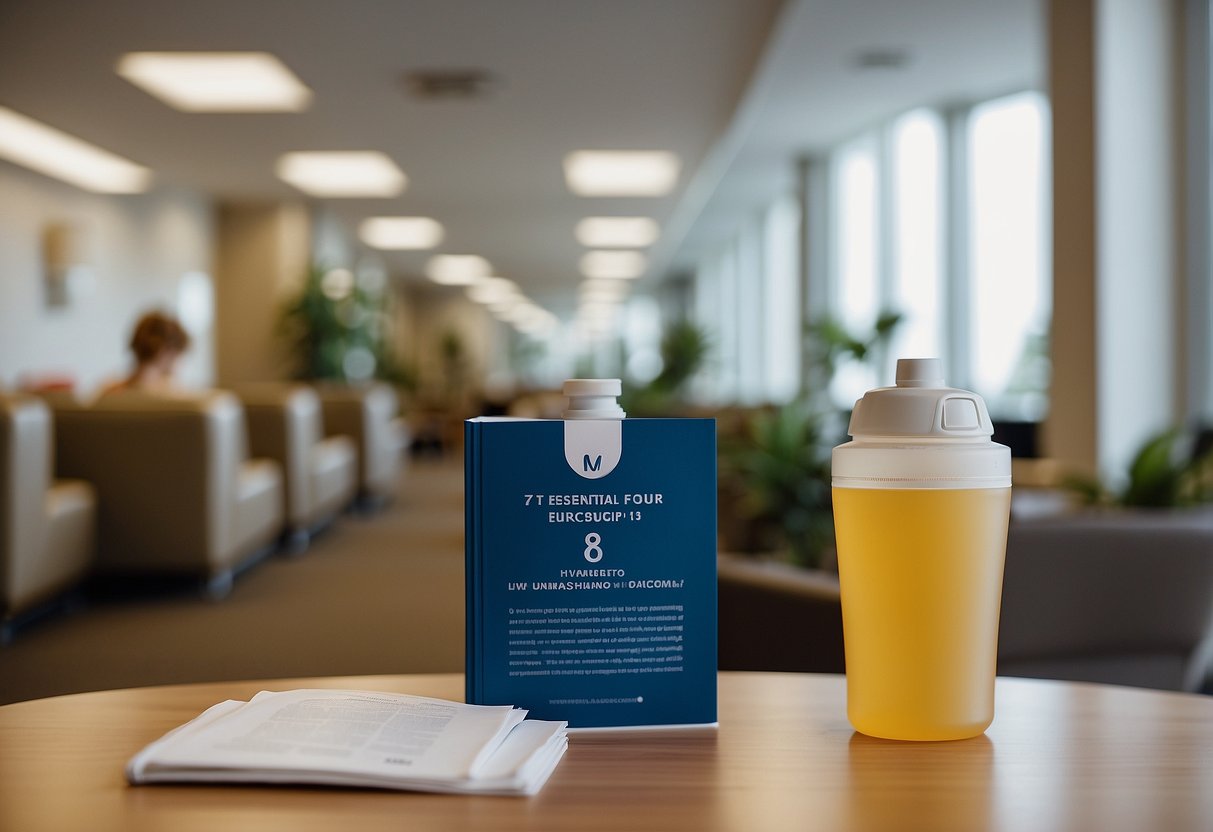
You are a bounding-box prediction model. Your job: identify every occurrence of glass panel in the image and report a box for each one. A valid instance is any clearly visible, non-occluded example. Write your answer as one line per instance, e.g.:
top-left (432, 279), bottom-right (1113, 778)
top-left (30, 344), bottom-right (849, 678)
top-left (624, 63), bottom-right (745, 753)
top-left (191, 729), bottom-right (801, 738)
top-left (830, 135), bottom-right (880, 407)
top-left (968, 91), bottom-right (1051, 419)
top-left (763, 194), bottom-right (801, 403)
top-left (891, 109), bottom-right (944, 365)
top-left (736, 222), bottom-right (765, 405)
top-left (623, 294), bottom-right (663, 385)
top-left (717, 242), bottom-right (740, 401)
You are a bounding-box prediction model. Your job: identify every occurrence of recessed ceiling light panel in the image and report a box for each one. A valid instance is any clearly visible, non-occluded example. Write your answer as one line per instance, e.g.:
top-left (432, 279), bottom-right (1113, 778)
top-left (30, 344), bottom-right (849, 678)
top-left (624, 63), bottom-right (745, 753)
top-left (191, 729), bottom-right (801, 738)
top-left (575, 216), bottom-right (660, 247)
top-left (467, 276), bottom-right (519, 304)
top-left (276, 151), bottom-right (406, 197)
top-left (563, 151), bottom-right (680, 197)
top-left (0, 106), bottom-right (151, 193)
top-left (426, 254), bottom-right (491, 286)
top-left (580, 278), bottom-right (631, 301)
top-left (117, 52), bottom-right (312, 112)
top-left (359, 216), bottom-right (444, 250)
top-left (579, 250), bottom-right (647, 280)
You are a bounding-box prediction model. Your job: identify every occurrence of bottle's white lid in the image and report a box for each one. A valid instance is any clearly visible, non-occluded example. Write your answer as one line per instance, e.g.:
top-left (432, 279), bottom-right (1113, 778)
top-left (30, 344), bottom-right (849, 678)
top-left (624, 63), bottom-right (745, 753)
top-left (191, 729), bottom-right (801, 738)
top-left (846, 357), bottom-right (993, 440)
top-left (833, 358), bottom-right (1010, 489)
top-left (563, 378), bottom-right (625, 420)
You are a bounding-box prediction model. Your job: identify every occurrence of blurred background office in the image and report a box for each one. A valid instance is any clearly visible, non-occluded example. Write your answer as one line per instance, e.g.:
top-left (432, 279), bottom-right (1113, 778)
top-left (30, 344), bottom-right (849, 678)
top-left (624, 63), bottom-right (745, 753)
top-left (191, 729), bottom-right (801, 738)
top-left (1, 0), bottom-right (1211, 702)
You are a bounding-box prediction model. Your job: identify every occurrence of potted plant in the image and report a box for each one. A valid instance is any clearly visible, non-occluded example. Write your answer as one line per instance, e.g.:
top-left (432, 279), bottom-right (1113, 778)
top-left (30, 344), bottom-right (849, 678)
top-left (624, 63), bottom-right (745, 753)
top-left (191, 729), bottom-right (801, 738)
top-left (278, 263), bottom-right (414, 388)
top-left (717, 311), bottom-right (902, 569)
top-left (621, 319), bottom-right (712, 417)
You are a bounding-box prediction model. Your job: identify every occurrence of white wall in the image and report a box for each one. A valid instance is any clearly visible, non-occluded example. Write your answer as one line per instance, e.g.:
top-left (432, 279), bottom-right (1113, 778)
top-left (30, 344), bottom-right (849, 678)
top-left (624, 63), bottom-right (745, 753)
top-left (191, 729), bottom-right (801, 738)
top-left (0, 161), bottom-right (214, 394)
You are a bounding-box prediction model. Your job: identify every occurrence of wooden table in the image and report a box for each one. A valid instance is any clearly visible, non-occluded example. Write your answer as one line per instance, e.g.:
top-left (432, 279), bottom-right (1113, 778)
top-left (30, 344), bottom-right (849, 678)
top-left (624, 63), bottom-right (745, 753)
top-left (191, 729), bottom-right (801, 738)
top-left (2, 672), bottom-right (1211, 831)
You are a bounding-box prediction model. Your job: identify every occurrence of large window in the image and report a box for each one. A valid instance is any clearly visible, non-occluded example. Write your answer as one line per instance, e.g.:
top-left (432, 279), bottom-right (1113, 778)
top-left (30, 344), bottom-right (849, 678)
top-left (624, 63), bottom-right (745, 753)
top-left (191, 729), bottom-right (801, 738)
top-left (689, 93), bottom-right (1051, 415)
top-left (828, 111), bottom-right (947, 407)
top-left (968, 92), bottom-right (1050, 419)
top-left (890, 110), bottom-right (945, 365)
top-left (825, 96), bottom-right (1050, 416)
top-left (691, 194), bottom-right (801, 405)
top-left (830, 135), bottom-right (881, 406)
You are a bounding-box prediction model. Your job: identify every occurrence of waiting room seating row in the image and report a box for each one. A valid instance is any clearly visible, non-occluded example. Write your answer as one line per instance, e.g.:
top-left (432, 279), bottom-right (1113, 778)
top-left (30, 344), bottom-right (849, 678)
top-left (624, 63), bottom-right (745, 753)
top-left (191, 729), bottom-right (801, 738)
top-left (315, 383), bottom-right (411, 507)
top-left (236, 384), bottom-right (358, 549)
top-left (1, 382), bottom-right (408, 638)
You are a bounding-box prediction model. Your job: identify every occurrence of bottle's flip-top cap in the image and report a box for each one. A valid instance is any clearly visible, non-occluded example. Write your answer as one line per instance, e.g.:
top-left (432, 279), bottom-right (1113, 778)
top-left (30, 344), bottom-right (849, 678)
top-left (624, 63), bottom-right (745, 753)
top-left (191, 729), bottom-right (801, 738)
top-left (833, 358), bottom-right (1010, 489)
top-left (847, 357), bottom-right (993, 440)
top-left (563, 379), bottom-right (625, 420)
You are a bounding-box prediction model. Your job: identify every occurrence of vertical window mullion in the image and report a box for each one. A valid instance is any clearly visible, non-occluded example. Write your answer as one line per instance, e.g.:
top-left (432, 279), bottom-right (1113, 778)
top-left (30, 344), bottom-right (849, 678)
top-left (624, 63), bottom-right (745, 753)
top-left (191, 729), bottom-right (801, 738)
top-left (945, 104), bottom-right (973, 390)
top-left (802, 156), bottom-right (830, 399)
top-left (877, 121), bottom-right (896, 380)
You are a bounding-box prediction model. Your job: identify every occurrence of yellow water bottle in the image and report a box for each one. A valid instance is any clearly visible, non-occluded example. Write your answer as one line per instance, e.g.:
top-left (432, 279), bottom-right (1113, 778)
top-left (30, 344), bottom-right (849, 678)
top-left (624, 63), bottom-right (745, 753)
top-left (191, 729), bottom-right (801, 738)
top-left (832, 358), bottom-right (1011, 741)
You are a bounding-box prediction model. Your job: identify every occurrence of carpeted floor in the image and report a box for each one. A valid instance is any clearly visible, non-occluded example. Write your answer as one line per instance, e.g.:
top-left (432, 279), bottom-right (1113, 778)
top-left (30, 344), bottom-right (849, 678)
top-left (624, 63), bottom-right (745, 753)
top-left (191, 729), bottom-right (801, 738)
top-left (0, 458), bottom-right (466, 705)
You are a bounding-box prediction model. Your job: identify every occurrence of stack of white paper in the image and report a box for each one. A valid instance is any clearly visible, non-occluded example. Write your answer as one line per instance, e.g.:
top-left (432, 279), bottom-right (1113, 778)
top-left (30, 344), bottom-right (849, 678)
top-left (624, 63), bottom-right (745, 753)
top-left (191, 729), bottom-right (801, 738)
top-left (127, 689), bottom-right (568, 796)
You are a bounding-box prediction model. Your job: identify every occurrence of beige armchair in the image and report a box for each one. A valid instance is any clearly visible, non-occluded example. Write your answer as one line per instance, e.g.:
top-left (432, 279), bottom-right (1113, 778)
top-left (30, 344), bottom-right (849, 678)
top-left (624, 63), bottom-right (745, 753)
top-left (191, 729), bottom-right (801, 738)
top-left (49, 391), bottom-right (283, 598)
top-left (1, 394), bottom-right (95, 639)
top-left (236, 383), bottom-right (357, 549)
top-left (315, 383), bottom-right (409, 507)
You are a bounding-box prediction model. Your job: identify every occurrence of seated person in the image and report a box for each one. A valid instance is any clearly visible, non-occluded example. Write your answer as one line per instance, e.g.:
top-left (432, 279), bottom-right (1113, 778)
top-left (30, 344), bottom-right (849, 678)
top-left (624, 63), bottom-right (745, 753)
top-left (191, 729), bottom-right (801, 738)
top-left (101, 311), bottom-right (191, 396)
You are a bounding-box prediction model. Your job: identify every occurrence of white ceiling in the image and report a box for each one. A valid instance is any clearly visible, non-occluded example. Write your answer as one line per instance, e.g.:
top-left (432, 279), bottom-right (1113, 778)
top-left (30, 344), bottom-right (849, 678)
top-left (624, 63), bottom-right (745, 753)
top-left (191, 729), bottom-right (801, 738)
top-left (0, 0), bottom-right (780, 306)
top-left (0, 0), bottom-right (1041, 308)
top-left (660, 0), bottom-right (1044, 275)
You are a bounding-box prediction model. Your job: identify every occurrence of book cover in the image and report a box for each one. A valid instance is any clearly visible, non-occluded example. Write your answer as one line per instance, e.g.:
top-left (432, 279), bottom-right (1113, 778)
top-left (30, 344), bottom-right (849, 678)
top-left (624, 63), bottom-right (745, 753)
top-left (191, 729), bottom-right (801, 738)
top-left (465, 413), bottom-right (716, 728)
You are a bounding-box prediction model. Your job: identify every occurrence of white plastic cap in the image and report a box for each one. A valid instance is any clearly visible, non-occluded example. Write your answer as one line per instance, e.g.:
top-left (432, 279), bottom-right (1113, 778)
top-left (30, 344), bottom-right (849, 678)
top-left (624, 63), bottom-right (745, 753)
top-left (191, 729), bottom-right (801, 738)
top-left (832, 358), bottom-right (1010, 489)
top-left (894, 357), bottom-right (944, 388)
top-left (847, 358), bottom-right (993, 440)
top-left (562, 378), bottom-right (625, 420)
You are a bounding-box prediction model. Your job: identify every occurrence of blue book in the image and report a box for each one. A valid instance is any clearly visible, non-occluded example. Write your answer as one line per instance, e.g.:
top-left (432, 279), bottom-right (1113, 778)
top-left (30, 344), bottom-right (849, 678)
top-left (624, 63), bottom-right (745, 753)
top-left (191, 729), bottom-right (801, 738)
top-left (465, 391), bottom-right (716, 729)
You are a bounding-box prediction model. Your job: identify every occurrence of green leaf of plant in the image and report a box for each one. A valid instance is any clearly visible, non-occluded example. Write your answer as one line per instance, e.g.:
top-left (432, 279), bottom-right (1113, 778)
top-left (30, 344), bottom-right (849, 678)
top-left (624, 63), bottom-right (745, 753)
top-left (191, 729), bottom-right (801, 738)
top-left (1122, 428), bottom-right (1183, 507)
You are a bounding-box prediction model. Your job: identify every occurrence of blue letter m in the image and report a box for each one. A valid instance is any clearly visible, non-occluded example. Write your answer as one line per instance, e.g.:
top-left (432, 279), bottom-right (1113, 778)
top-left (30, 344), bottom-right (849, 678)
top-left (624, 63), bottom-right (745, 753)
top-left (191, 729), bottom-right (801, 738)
top-left (583, 454), bottom-right (603, 472)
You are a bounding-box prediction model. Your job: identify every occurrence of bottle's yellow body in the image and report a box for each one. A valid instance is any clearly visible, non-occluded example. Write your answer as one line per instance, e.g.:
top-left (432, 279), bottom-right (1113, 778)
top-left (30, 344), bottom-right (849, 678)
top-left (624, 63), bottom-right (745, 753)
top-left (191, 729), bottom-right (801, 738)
top-left (832, 487), bottom-right (1011, 741)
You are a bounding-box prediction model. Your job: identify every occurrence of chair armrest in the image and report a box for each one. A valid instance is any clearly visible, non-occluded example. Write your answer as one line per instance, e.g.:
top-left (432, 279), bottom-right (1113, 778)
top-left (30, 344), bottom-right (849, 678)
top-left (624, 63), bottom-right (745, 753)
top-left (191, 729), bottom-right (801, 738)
top-left (235, 384), bottom-right (320, 529)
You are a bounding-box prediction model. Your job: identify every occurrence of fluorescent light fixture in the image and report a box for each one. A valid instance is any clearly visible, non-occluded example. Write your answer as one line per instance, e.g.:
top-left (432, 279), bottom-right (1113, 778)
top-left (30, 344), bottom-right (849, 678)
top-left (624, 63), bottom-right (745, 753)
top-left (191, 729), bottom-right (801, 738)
top-left (498, 302), bottom-right (556, 332)
top-left (426, 254), bottom-right (491, 286)
top-left (359, 216), bottom-right (444, 250)
top-left (499, 302), bottom-right (541, 323)
top-left (580, 278), bottom-right (631, 299)
top-left (580, 294), bottom-right (626, 311)
top-left (467, 277), bottom-right (518, 304)
top-left (489, 303), bottom-right (520, 320)
top-left (517, 315), bottom-right (557, 336)
top-left (488, 296), bottom-right (525, 315)
top-left (578, 301), bottom-right (622, 328)
top-left (575, 216), bottom-right (659, 248)
top-left (563, 151), bottom-right (680, 197)
top-left (579, 298), bottom-right (621, 315)
top-left (0, 106), bottom-right (151, 193)
top-left (580, 250), bottom-right (647, 280)
top-left (277, 151), bottom-right (405, 197)
top-left (116, 52), bottom-right (312, 112)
